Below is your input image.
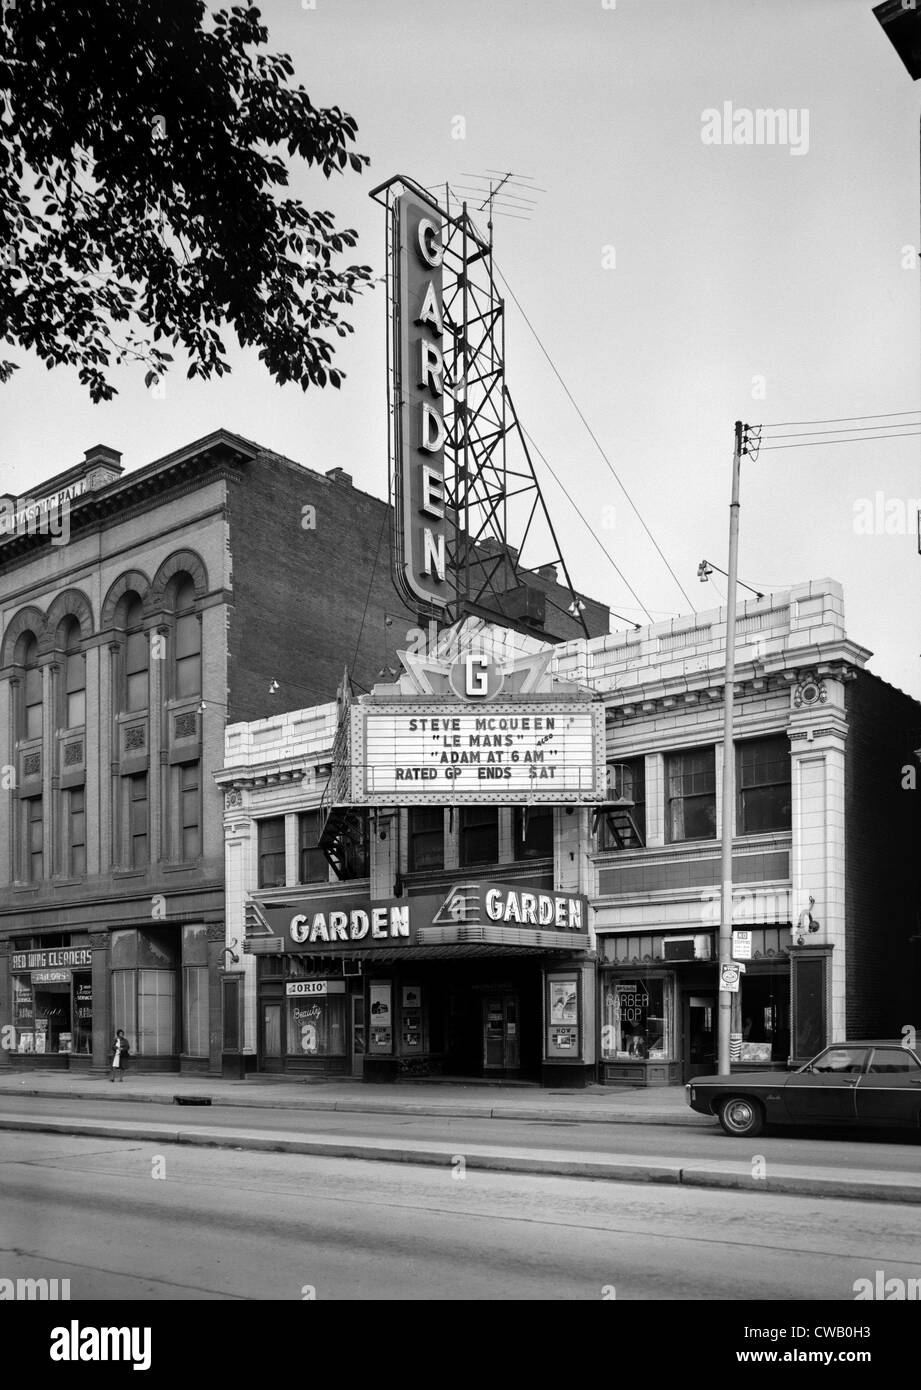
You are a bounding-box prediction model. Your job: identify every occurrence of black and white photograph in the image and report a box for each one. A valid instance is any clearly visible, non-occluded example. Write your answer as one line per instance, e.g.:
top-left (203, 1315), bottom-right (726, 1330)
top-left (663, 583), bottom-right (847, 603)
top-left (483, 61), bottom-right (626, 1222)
top-left (0, 0), bottom-right (920, 1364)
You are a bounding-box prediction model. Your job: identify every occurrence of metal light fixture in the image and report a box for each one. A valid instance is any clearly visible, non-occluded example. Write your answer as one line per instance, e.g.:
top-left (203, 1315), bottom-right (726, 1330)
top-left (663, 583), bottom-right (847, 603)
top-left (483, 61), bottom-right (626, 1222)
top-left (698, 559), bottom-right (714, 582)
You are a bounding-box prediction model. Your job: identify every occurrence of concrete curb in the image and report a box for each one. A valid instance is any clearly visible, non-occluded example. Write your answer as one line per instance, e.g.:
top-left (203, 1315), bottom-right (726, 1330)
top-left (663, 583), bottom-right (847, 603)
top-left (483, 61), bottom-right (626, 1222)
top-left (2, 1113), bottom-right (919, 1205)
top-left (0, 1084), bottom-right (712, 1127)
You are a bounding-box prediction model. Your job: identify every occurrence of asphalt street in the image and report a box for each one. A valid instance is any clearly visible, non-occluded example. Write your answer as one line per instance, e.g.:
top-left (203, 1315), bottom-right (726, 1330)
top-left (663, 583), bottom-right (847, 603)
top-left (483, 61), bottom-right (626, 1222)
top-left (1, 1093), bottom-right (918, 1177)
top-left (2, 1129), bottom-right (920, 1301)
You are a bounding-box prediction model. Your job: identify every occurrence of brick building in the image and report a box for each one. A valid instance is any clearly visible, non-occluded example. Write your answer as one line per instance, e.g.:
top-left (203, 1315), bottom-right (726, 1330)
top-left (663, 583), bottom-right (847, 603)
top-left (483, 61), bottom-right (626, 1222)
top-left (0, 430), bottom-right (606, 1075)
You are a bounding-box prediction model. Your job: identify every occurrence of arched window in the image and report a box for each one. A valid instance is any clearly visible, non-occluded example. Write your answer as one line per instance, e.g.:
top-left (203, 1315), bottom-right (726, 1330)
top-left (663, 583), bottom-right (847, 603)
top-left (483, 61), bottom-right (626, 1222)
top-left (18, 634), bottom-right (42, 740)
top-left (120, 595), bottom-right (148, 712)
top-left (59, 618), bottom-right (85, 729)
top-left (173, 576), bottom-right (201, 698)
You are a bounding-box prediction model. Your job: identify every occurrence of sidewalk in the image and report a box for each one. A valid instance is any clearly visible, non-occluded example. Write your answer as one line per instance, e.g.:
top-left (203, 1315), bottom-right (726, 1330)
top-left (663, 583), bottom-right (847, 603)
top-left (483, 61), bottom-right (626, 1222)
top-left (0, 1068), bottom-right (705, 1126)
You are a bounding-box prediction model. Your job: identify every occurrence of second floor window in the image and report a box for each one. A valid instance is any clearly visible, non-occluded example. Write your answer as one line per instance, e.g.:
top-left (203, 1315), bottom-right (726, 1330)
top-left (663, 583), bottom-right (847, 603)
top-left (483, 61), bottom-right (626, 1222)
top-left (513, 806), bottom-right (554, 860)
top-left (298, 811), bottom-right (328, 884)
top-left (259, 816), bottom-right (286, 888)
top-left (68, 786), bottom-right (86, 877)
top-left (130, 774), bottom-right (148, 869)
top-left (460, 807), bottom-right (499, 866)
top-left (666, 747), bottom-right (716, 843)
top-left (408, 808), bottom-right (445, 872)
top-left (25, 796), bottom-right (43, 881)
top-left (598, 758), bottom-right (646, 850)
top-left (737, 736), bottom-right (791, 835)
top-left (180, 763), bottom-right (201, 860)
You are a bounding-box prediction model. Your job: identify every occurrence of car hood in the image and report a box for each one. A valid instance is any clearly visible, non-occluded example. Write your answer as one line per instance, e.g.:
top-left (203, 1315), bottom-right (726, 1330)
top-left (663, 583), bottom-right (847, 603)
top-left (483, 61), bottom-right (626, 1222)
top-left (688, 1071), bottom-right (789, 1087)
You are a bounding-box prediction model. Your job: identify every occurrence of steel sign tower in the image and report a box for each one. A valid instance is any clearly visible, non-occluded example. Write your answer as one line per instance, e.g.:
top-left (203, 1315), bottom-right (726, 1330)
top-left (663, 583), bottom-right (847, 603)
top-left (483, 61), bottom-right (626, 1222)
top-left (371, 174), bottom-right (590, 640)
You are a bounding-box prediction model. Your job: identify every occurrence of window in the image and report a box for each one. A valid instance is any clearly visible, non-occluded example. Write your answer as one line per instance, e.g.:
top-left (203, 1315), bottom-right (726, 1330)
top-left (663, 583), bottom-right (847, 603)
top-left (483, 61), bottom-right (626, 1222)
top-left (63, 625), bottom-right (85, 729)
top-left (123, 597), bottom-right (149, 712)
top-left (21, 636), bottom-right (42, 740)
top-left (259, 816), bottom-right (287, 888)
top-left (739, 972), bottom-right (789, 1062)
top-left (601, 977), bottom-right (669, 1059)
top-left (111, 929), bottom-right (178, 1057)
top-left (180, 762), bottom-right (200, 860)
top-left (598, 758), bottom-right (646, 850)
top-left (286, 991), bottom-right (347, 1057)
top-left (340, 809), bottom-right (369, 879)
top-left (138, 970), bottom-right (177, 1054)
top-left (223, 976), bottom-right (243, 1051)
top-left (807, 1046), bottom-right (868, 1075)
top-left (408, 807), bottom-right (444, 871)
top-left (459, 807), bottom-right (498, 866)
top-left (666, 747), bottom-right (716, 843)
top-left (513, 806), bottom-right (553, 860)
top-left (867, 1048), bottom-right (921, 1074)
top-left (173, 577), bottom-right (201, 698)
top-left (297, 811), bottom-right (327, 884)
top-left (24, 796), bottom-right (43, 881)
top-left (182, 924), bottom-right (209, 1058)
top-left (129, 774), bottom-right (148, 868)
top-left (737, 736), bottom-right (791, 835)
top-left (68, 786), bottom-right (86, 877)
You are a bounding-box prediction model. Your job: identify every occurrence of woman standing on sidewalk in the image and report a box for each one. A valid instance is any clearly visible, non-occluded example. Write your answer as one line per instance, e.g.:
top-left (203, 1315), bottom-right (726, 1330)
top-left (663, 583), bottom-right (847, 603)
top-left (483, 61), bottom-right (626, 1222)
top-left (110, 1029), bottom-right (130, 1082)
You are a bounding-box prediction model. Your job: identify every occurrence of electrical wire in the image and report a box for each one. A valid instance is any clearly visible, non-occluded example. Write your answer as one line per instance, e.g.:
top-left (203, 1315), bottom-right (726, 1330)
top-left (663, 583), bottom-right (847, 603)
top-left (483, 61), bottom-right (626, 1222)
top-left (760, 409), bottom-right (921, 428)
top-left (350, 508), bottom-right (390, 675)
top-left (759, 431), bottom-right (921, 451)
top-left (761, 421), bottom-right (920, 440)
top-left (521, 425), bottom-right (655, 623)
top-left (493, 263), bottom-right (696, 611)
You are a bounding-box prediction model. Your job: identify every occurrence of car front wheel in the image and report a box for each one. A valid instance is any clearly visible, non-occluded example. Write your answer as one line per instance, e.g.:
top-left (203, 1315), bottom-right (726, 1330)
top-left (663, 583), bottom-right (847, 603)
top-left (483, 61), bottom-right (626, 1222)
top-left (718, 1096), bottom-right (764, 1138)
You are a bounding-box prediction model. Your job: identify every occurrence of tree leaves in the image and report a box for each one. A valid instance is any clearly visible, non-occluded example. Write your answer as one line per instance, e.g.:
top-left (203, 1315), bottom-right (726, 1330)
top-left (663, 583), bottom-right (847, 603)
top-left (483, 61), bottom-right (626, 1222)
top-left (0, 0), bottom-right (373, 401)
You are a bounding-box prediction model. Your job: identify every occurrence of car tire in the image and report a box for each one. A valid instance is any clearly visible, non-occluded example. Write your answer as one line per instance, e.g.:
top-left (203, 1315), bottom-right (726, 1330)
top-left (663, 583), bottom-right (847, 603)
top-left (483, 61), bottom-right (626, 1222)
top-left (718, 1096), bottom-right (765, 1138)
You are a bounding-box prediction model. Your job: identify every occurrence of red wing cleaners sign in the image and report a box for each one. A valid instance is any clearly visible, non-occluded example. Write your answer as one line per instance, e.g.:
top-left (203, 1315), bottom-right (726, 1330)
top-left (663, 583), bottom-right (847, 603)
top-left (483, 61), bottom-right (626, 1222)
top-left (392, 191), bottom-right (450, 610)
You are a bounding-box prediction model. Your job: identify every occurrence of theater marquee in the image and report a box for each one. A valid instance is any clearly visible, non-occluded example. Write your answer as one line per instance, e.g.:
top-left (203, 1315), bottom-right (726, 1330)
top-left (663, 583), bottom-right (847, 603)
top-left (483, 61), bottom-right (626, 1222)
top-left (348, 701), bottom-right (605, 804)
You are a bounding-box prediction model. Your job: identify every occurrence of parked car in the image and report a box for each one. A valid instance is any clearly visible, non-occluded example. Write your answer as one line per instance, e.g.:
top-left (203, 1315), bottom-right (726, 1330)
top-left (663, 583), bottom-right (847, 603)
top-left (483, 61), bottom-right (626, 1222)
top-left (686, 1040), bottom-right (921, 1137)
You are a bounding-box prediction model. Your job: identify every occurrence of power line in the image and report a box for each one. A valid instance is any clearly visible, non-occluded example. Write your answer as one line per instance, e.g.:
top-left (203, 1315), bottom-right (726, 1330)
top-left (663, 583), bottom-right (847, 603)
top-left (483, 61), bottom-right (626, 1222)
top-left (762, 421), bottom-right (921, 440)
top-left (521, 425), bottom-right (655, 623)
top-left (759, 431), bottom-right (921, 451)
top-left (760, 409), bottom-right (921, 428)
top-left (493, 262), bottom-right (696, 611)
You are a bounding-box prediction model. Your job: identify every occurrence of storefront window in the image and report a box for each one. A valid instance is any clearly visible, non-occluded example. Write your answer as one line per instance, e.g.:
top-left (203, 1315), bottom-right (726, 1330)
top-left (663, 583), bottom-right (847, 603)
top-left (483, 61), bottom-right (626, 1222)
top-left (286, 993), bottom-right (346, 1057)
top-left (739, 972), bottom-right (790, 1063)
top-left (111, 929), bottom-right (179, 1056)
top-left (601, 977), bottom-right (670, 1060)
top-left (400, 983), bottom-right (427, 1053)
top-left (73, 973), bottom-right (93, 1054)
top-left (182, 924), bottom-right (209, 1057)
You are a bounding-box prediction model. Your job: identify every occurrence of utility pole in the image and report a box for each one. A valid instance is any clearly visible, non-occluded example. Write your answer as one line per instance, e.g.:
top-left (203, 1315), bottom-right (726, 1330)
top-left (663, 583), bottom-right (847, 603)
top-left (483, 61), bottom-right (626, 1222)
top-left (717, 420), bottom-right (744, 1074)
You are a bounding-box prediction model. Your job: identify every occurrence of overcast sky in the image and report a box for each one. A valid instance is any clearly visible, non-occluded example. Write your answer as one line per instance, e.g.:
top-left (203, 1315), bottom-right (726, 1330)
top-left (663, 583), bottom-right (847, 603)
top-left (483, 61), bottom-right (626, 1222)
top-left (5, 0), bottom-right (920, 697)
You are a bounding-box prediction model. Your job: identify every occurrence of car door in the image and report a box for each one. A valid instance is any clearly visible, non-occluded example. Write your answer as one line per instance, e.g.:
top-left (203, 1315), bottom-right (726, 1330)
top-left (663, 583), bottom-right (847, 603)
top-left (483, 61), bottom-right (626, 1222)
top-left (855, 1046), bottom-right (921, 1127)
top-left (782, 1046), bottom-right (868, 1123)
